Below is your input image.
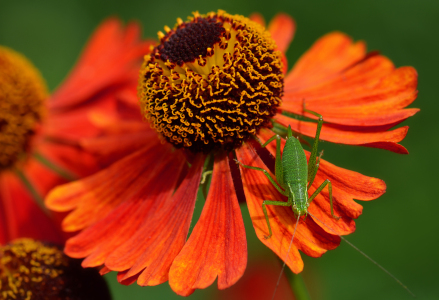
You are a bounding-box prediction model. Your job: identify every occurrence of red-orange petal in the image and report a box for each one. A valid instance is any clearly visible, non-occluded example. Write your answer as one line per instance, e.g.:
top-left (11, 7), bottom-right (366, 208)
top-left (169, 153), bottom-right (247, 296)
top-left (50, 18), bottom-right (154, 110)
top-left (268, 13), bottom-right (296, 54)
top-left (45, 140), bottom-right (168, 231)
top-left (103, 155), bottom-right (204, 286)
top-left (282, 59), bottom-right (419, 127)
top-left (35, 142), bottom-right (100, 179)
top-left (249, 13), bottom-right (265, 27)
top-left (0, 172), bottom-right (64, 245)
top-left (284, 32), bottom-right (366, 91)
top-left (235, 143), bottom-right (340, 273)
top-left (65, 149), bottom-right (188, 266)
top-left (274, 114), bottom-right (410, 154)
top-left (80, 129), bottom-right (159, 168)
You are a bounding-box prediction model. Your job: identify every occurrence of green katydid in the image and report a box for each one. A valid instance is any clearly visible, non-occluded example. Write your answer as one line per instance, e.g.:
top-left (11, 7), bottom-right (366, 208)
top-left (235, 106), bottom-right (415, 298)
top-left (236, 106), bottom-right (339, 239)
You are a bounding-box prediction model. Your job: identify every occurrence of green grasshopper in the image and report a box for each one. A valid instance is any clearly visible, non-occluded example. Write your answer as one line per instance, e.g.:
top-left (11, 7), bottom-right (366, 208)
top-left (236, 107), bottom-right (415, 298)
top-left (236, 107), bottom-right (339, 239)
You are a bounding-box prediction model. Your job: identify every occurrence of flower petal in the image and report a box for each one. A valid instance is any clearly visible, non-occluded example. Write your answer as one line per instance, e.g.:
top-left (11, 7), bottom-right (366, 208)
top-left (268, 13), bottom-right (296, 54)
top-left (249, 13), bottom-right (265, 27)
top-left (50, 18), bottom-right (154, 110)
top-left (45, 140), bottom-right (168, 231)
top-left (103, 155), bottom-right (204, 286)
top-left (284, 32), bottom-right (366, 91)
top-left (274, 114), bottom-right (410, 154)
top-left (169, 153), bottom-right (247, 296)
top-left (0, 172), bottom-right (64, 245)
top-left (64, 148), bottom-right (188, 268)
top-left (282, 57), bottom-right (419, 127)
top-left (80, 129), bottom-right (159, 168)
top-left (235, 142), bottom-right (340, 273)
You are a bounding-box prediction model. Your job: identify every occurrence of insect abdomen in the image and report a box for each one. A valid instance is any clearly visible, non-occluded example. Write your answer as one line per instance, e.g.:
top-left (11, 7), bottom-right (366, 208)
top-left (282, 137), bottom-right (308, 202)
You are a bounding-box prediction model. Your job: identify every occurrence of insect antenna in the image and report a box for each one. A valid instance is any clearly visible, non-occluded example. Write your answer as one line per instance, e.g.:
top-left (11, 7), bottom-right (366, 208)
top-left (271, 213), bottom-right (301, 300)
top-left (308, 212), bottom-right (415, 297)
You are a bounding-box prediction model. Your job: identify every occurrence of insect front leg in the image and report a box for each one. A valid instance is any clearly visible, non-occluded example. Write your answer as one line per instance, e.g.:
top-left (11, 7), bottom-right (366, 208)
top-left (261, 134), bottom-right (284, 186)
top-left (262, 198), bottom-right (294, 239)
top-left (305, 107), bottom-right (324, 187)
top-left (308, 179), bottom-right (340, 220)
top-left (235, 160), bottom-right (287, 196)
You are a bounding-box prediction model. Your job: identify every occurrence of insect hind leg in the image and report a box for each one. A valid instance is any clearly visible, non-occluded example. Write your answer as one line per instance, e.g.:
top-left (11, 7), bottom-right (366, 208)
top-left (308, 179), bottom-right (340, 220)
top-left (262, 199), bottom-right (293, 239)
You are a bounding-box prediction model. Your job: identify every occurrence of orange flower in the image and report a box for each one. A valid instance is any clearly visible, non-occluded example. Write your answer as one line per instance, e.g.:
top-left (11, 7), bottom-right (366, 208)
top-left (0, 18), bottom-right (153, 245)
top-left (46, 11), bottom-right (418, 296)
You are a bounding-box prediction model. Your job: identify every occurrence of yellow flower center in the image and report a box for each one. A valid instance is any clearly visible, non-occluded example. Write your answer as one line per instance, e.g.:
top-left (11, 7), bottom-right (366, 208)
top-left (0, 238), bottom-right (111, 300)
top-left (0, 46), bottom-right (47, 171)
top-left (138, 10), bottom-right (284, 153)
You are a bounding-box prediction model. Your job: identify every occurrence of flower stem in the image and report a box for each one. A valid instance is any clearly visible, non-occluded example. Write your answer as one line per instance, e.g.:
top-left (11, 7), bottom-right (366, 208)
top-left (285, 268), bottom-right (311, 300)
top-left (13, 168), bottom-right (50, 217)
top-left (33, 152), bottom-right (76, 181)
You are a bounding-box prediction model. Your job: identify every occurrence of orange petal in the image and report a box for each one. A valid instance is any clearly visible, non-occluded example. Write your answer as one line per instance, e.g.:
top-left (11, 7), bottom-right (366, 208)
top-left (268, 13), bottom-right (296, 54)
top-left (169, 153), bottom-right (247, 296)
top-left (102, 155), bottom-right (204, 286)
top-left (45, 98), bottom-right (115, 140)
top-left (249, 13), bottom-right (265, 27)
top-left (274, 114), bottom-right (410, 154)
top-left (46, 140), bottom-right (169, 231)
top-left (35, 142), bottom-right (100, 179)
top-left (282, 58), bottom-right (419, 126)
top-left (50, 18), bottom-right (154, 110)
top-left (284, 32), bottom-right (366, 91)
top-left (99, 266), bottom-right (111, 275)
top-left (0, 172), bottom-right (64, 245)
top-left (235, 143), bottom-right (340, 273)
top-left (80, 129), bottom-right (159, 168)
top-left (65, 149), bottom-right (188, 266)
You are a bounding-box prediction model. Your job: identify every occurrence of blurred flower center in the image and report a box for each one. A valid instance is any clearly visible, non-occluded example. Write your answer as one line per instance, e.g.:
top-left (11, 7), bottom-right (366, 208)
top-left (138, 10), bottom-right (284, 153)
top-left (0, 238), bottom-right (111, 300)
top-left (0, 46), bottom-right (47, 170)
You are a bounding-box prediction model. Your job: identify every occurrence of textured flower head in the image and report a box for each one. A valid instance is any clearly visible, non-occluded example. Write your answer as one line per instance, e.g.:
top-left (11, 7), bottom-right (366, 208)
top-left (46, 10), bottom-right (418, 296)
top-left (0, 46), bottom-right (47, 171)
top-left (0, 238), bottom-right (111, 299)
top-left (139, 10), bottom-right (283, 152)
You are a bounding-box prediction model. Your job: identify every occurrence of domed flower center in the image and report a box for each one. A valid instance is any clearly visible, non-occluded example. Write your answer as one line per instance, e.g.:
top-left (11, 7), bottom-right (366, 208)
top-left (0, 46), bottom-right (47, 171)
top-left (0, 239), bottom-right (111, 299)
top-left (138, 10), bottom-right (284, 153)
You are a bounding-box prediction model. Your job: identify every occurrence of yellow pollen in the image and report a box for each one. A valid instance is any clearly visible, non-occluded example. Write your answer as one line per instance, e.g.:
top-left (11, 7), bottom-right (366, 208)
top-left (0, 239), bottom-right (67, 299)
top-left (138, 10), bottom-right (284, 153)
top-left (0, 238), bottom-right (112, 300)
top-left (0, 46), bottom-right (48, 171)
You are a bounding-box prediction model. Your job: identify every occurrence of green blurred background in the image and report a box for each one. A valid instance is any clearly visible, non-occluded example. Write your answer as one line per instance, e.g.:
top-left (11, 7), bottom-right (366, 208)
top-left (1, 0), bottom-right (437, 299)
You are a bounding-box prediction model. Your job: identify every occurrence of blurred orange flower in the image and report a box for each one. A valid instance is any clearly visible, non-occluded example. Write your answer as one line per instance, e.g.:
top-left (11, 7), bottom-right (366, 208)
top-left (46, 11), bottom-right (418, 296)
top-left (0, 18), bottom-right (153, 245)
